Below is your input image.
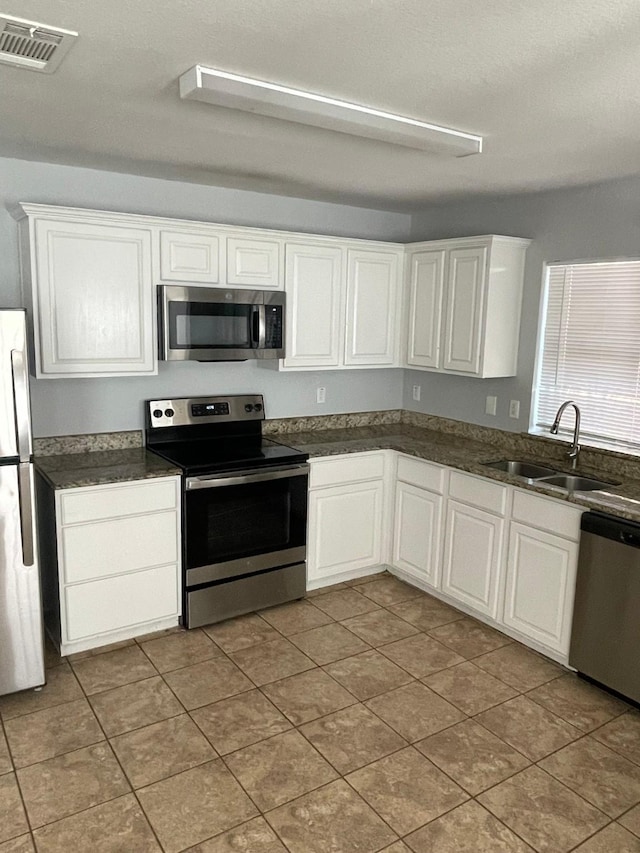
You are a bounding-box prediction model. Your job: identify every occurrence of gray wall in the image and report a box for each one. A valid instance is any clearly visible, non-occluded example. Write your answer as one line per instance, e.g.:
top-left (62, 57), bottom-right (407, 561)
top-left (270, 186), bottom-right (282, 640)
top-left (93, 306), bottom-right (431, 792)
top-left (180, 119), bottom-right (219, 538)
top-left (0, 157), bottom-right (410, 436)
top-left (405, 176), bottom-right (640, 431)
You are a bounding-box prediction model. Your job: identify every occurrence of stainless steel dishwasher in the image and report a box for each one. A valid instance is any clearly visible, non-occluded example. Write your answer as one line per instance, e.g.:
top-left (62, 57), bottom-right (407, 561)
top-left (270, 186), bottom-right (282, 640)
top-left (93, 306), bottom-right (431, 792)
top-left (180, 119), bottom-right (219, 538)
top-left (569, 510), bottom-right (640, 704)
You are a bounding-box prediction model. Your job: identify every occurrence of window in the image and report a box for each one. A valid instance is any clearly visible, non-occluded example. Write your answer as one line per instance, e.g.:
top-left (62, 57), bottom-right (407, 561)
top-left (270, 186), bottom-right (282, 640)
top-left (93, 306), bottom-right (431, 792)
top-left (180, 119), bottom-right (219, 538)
top-left (533, 259), bottom-right (640, 451)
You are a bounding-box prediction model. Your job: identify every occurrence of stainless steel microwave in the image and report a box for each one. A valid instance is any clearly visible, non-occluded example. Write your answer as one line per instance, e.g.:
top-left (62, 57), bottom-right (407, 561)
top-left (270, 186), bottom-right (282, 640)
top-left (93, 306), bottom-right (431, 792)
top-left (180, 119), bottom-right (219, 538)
top-left (158, 285), bottom-right (285, 361)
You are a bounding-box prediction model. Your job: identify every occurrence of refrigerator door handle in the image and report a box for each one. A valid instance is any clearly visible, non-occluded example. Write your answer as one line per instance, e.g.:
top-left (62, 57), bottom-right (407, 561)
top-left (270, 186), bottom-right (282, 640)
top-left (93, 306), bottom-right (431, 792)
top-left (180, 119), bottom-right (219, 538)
top-left (11, 349), bottom-right (32, 463)
top-left (17, 463), bottom-right (34, 567)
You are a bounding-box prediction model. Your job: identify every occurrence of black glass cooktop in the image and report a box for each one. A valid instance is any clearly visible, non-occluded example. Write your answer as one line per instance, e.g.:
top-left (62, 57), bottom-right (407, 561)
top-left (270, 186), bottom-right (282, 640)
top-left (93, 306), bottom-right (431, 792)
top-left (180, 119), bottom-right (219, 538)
top-left (148, 437), bottom-right (307, 476)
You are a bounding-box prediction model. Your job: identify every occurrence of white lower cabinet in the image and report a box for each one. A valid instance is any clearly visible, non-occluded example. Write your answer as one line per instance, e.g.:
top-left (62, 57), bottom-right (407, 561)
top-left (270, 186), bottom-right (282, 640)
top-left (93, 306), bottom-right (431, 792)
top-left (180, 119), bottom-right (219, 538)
top-left (307, 452), bottom-right (388, 587)
top-left (43, 476), bottom-right (182, 655)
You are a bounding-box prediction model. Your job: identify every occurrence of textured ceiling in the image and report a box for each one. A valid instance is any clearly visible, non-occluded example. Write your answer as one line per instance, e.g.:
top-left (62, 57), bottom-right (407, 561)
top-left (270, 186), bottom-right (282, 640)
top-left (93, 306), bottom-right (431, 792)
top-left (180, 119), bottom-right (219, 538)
top-left (1, 0), bottom-right (639, 211)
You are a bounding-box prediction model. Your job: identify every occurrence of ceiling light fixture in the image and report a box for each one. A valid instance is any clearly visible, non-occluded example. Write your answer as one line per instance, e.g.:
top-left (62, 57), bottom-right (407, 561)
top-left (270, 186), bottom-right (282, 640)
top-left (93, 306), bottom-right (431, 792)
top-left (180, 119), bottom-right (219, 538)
top-left (179, 65), bottom-right (482, 157)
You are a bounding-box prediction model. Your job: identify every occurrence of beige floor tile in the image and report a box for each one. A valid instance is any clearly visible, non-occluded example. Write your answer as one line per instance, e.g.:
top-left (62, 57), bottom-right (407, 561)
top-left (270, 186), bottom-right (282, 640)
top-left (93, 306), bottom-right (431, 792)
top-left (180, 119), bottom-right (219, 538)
top-left (139, 629), bottom-right (222, 673)
top-left (478, 766), bottom-right (608, 853)
top-left (202, 613), bottom-right (280, 653)
top-left (323, 650), bottom-right (413, 700)
top-left (388, 595), bottom-right (464, 631)
top-left (539, 736), bottom-right (640, 818)
top-left (305, 582), bottom-right (347, 597)
top-left (261, 668), bottom-right (355, 725)
top-left (265, 778), bottom-right (397, 853)
top-left (380, 844), bottom-right (411, 853)
top-left (366, 681), bottom-right (464, 742)
top-left (405, 800), bottom-right (534, 852)
top-left (289, 622), bottom-right (370, 665)
top-left (111, 714), bottom-right (216, 788)
top-left (224, 729), bottom-right (337, 811)
top-left (0, 664), bottom-right (82, 721)
top-left (341, 610), bottom-right (419, 646)
top-left (228, 638), bottom-right (315, 686)
top-left (138, 759), bottom-right (257, 853)
top-left (163, 657), bottom-right (252, 710)
top-left (0, 773), bottom-right (29, 843)
top-left (572, 823), bottom-right (640, 852)
top-left (527, 674), bottom-right (628, 732)
top-left (476, 695), bottom-right (581, 760)
top-left (347, 746), bottom-right (467, 835)
top-left (0, 836), bottom-right (35, 852)
top-left (359, 575), bottom-right (423, 606)
top-left (89, 675), bottom-right (183, 737)
top-left (259, 600), bottom-right (333, 636)
top-left (343, 571), bottom-right (386, 586)
top-left (416, 719), bottom-right (530, 795)
top-left (43, 637), bottom-right (64, 670)
top-left (32, 794), bottom-right (160, 852)
top-left (67, 638), bottom-right (135, 662)
top-left (190, 690), bottom-right (291, 755)
top-left (70, 645), bottom-right (157, 695)
top-left (300, 703), bottom-right (407, 774)
top-left (424, 660), bottom-right (518, 714)
top-left (311, 588), bottom-right (380, 620)
top-left (17, 742), bottom-right (130, 829)
top-left (428, 617), bottom-right (512, 658)
top-left (0, 728), bottom-right (12, 775)
top-left (379, 633), bottom-right (464, 677)
top-left (185, 816), bottom-right (287, 852)
top-left (474, 643), bottom-right (563, 692)
top-left (620, 803), bottom-right (640, 836)
top-left (593, 711), bottom-right (640, 766)
top-left (4, 698), bottom-right (103, 768)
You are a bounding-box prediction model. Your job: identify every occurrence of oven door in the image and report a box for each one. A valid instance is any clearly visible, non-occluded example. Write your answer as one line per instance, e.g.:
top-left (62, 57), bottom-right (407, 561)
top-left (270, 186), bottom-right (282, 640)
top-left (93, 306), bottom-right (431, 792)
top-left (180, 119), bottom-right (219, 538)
top-left (184, 463), bottom-right (309, 587)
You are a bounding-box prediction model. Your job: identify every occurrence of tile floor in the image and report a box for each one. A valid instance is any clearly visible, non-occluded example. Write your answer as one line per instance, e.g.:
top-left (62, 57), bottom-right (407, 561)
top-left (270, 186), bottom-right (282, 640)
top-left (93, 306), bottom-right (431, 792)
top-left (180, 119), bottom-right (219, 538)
top-left (1, 572), bottom-right (640, 852)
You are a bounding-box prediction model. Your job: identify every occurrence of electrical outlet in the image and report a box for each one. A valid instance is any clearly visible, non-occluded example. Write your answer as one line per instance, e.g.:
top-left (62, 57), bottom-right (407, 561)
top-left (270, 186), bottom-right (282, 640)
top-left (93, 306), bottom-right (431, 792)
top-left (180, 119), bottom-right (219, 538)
top-left (412, 384), bottom-right (421, 401)
top-left (316, 386), bottom-right (326, 404)
top-left (509, 399), bottom-right (520, 418)
top-left (485, 395), bottom-right (497, 416)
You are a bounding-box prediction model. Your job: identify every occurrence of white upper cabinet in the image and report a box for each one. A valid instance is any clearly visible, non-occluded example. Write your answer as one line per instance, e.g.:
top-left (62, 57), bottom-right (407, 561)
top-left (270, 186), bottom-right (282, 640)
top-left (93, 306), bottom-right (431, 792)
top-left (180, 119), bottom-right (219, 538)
top-left (284, 243), bottom-right (343, 369)
top-left (159, 228), bottom-right (221, 284)
top-left (345, 249), bottom-right (400, 366)
top-left (226, 236), bottom-right (282, 289)
top-left (20, 209), bottom-right (156, 378)
top-left (405, 235), bottom-right (530, 378)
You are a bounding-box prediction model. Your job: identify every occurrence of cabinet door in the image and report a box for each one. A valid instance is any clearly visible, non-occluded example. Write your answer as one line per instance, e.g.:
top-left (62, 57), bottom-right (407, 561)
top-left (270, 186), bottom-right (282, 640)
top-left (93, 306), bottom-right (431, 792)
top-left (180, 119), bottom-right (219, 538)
top-left (159, 229), bottom-right (221, 283)
top-left (406, 250), bottom-right (444, 369)
top-left (442, 245), bottom-right (487, 375)
top-left (392, 482), bottom-right (442, 588)
top-left (226, 236), bottom-right (282, 288)
top-left (284, 244), bottom-right (343, 368)
top-left (345, 249), bottom-right (399, 365)
top-left (32, 219), bottom-right (155, 376)
top-left (504, 523), bottom-right (578, 654)
top-left (308, 481), bottom-right (384, 583)
top-left (442, 499), bottom-right (503, 617)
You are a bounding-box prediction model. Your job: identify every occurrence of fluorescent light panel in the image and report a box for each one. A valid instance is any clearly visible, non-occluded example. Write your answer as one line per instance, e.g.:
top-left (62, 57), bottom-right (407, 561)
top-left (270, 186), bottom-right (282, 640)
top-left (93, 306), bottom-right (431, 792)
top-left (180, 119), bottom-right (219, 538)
top-left (179, 65), bottom-right (482, 157)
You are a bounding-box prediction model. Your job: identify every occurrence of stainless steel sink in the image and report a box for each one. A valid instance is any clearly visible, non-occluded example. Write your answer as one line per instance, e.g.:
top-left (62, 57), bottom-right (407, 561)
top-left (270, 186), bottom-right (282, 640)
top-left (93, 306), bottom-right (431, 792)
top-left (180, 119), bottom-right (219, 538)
top-left (483, 460), bottom-right (557, 479)
top-left (536, 474), bottom-right (617, 492)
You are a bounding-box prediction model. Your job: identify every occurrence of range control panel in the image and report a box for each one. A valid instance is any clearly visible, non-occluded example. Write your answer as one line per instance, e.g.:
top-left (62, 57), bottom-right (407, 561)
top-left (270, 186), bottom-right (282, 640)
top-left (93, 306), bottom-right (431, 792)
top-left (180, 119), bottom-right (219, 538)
top-left (147, 395), bottom-right (265, 428)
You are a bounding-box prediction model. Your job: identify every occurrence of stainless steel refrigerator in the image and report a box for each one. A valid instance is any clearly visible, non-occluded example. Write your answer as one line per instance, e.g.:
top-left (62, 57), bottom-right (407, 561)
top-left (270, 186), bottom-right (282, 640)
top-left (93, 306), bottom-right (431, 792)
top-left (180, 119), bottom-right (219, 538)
top-left (0, 308), bottom-right (44, 696)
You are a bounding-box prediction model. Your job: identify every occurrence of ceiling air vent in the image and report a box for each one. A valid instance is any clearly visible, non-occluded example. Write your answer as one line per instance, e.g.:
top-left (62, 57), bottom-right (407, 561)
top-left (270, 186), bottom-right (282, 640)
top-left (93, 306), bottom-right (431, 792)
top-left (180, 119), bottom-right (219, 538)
top-left (0, 14), bottom-right (77, 73)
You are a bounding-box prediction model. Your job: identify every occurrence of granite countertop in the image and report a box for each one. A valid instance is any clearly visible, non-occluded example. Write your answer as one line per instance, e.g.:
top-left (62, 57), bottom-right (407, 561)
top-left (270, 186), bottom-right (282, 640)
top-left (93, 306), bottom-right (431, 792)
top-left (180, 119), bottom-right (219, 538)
top-left (274, 423), bottom-right (640, 522)
top-left (35, 447), bottom-right (180, 489)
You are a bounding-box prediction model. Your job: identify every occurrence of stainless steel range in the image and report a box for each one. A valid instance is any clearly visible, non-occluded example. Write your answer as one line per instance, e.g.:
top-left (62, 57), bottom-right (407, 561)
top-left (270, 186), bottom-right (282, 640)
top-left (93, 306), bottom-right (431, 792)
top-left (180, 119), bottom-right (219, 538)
top-left (145, 395), bottom-right (308, 627)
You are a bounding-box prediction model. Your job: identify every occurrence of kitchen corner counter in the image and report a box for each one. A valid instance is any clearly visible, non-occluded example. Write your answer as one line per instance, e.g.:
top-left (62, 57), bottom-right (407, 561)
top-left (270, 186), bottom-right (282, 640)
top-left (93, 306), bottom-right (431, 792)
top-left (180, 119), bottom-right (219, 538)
top-left (275, 422), bottom-right (640, 522)
top-left (35, 447), bottom-right (180, 489)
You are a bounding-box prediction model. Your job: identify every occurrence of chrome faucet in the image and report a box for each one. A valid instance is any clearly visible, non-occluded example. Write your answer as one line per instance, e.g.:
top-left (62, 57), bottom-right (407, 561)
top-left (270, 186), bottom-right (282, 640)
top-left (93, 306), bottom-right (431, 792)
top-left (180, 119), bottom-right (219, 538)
top-left (550, 400), bottom-right (581, 469)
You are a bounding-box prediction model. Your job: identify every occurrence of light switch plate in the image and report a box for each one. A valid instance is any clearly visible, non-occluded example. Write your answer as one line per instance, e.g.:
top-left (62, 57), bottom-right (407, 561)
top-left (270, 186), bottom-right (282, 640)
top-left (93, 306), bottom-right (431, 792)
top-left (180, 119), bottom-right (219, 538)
top-left (509, 399), bottom-right (520, 418)
top-left (485, 395), bottom-right (497, 416)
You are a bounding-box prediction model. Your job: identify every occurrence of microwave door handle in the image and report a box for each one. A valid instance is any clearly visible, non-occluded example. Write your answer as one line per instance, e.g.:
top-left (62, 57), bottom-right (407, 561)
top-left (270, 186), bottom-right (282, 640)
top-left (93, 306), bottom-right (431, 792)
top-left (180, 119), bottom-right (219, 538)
top-left (252, 305), bottom-right (266, 349)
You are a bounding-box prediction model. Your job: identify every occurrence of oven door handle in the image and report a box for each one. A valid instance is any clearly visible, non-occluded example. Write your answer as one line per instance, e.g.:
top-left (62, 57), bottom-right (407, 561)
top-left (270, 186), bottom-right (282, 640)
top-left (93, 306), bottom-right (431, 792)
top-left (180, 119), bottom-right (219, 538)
top-left (186, 462), bottom-right (309, 490)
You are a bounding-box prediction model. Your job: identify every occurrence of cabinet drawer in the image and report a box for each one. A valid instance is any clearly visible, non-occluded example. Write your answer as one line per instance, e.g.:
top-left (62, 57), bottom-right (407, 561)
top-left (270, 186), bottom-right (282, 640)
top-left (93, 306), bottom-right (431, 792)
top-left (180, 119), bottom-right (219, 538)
top-left (59, 478), bottom-right (179, 525)
top-left (512, 489), bottom-right (582, 540)
top-left (310, 453), bottom-right (386, 488)
top-left (62, 510), bottom-right (179, 583)
top-left (396, 455), bottom-right (446, 493)
top-left (64, 564), bottom-right (178, 641)
top-left (449, 470), bottom-right (507, 515)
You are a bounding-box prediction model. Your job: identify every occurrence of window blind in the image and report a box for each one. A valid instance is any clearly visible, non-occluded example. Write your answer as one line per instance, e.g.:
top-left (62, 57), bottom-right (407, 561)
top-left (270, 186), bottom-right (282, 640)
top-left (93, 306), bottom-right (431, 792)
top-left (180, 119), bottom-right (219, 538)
top-left (534, 260), bottom-right (640, 450)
